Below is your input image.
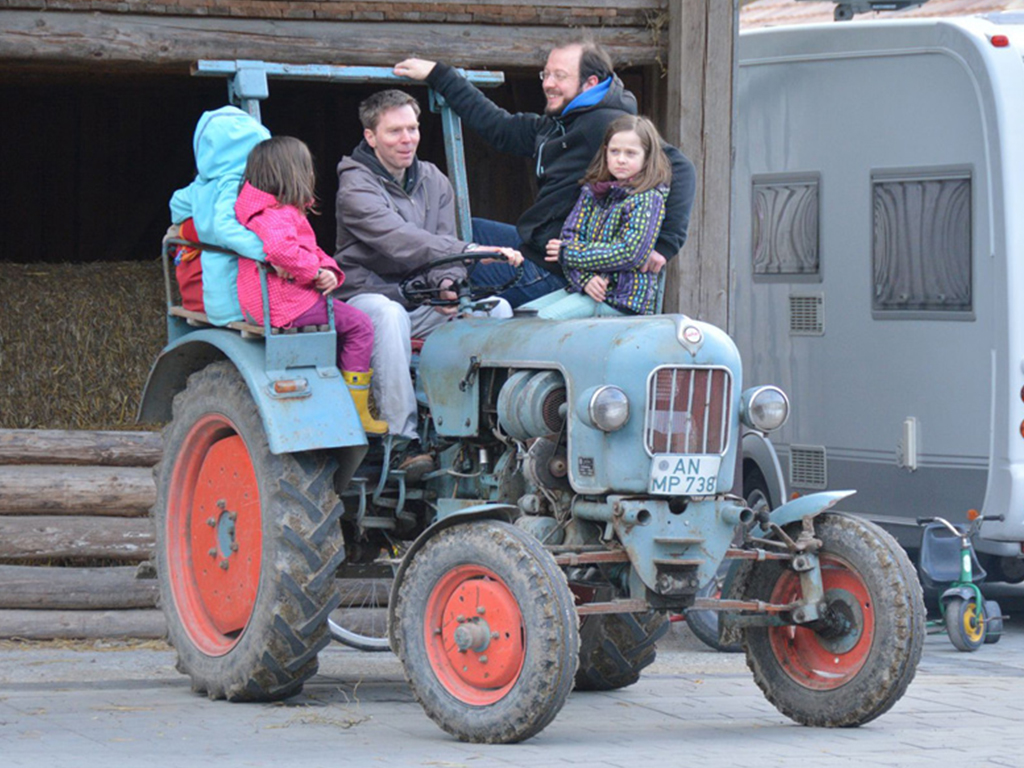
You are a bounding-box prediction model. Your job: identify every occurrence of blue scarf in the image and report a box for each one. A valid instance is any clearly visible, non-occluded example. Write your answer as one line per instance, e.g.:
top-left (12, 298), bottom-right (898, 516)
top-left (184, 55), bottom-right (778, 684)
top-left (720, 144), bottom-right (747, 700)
top-left (561, 76), bottom-right (612, 116)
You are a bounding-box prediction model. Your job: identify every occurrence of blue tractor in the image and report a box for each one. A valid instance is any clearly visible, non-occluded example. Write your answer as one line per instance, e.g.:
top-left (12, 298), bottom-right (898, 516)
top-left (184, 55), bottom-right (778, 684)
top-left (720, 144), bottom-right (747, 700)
top-left (140, 61), bottom-right (925, 744)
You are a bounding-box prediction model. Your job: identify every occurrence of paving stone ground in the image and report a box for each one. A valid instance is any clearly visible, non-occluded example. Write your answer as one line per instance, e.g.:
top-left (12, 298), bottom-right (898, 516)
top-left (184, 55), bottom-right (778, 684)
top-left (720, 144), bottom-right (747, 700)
top-left (1, 586), bottom-right (1022, 768)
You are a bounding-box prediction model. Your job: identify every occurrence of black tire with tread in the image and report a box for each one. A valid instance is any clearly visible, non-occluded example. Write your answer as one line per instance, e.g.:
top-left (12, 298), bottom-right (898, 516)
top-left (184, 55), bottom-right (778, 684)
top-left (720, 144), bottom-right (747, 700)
top-left (743, 512), bottom-right (925, 727)
top-left (686, 464), bottom-right (770, 653)
top-left (391, 520), bottom-right (579, 743)
top-left (153, 362), bottom-right (345, 702)
top-left (574, 610), bottom-right (669, 691)
top-left (944, 596), bottom-right (985, 652)
top-left (685, 564), bottom-right (744, 654)
top-left (983, 599), bottom-right (1003, 644)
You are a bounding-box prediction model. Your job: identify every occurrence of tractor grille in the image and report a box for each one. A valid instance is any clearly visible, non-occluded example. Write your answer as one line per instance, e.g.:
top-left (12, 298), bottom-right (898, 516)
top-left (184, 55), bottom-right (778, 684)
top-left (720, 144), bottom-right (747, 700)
top-left (645, 367), bottom-right (732, 455)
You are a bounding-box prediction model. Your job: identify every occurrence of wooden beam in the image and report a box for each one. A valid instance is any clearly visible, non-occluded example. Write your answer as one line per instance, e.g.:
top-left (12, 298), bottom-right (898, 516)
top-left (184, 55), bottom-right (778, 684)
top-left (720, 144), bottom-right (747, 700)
top-left (0, 429), bottom-right (162, 467)
top-left (0, 609), bottom-right (165, 640)
top-left (662, 0), bottom-right (737, 329)
top-left (0, 516), bottom-right (154, 561)
top-left (387, 0), bottom-right (661, 6)
top-left (0, 11), bottom-right (664, 73)
top-left (0, 565), bottom-right (158, 610)
top-left (0, 465), bottom-right (155, 517)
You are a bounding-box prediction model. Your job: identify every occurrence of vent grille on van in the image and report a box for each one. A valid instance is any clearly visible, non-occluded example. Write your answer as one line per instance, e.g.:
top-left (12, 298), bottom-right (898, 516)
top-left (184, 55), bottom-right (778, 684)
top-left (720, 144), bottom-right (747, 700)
top-left (790, 445), bottom-right (827, 489)
top-left (790, 294), bottom-right (824, 335)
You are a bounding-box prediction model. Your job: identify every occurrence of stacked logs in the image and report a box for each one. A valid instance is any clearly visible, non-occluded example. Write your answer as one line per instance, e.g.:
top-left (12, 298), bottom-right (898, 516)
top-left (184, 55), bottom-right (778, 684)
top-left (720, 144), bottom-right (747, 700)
top-left (0, 428), bottom-right (380, 643)
top-left (0, 429), bottom-right (165, 639)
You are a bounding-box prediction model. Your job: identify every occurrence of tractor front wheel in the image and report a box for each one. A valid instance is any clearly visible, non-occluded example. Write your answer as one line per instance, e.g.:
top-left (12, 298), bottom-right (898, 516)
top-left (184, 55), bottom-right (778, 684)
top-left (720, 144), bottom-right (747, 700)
top-left (391, 520), bottom-right (578, 743)
top-left (743, 513), bottom-right (925, 727)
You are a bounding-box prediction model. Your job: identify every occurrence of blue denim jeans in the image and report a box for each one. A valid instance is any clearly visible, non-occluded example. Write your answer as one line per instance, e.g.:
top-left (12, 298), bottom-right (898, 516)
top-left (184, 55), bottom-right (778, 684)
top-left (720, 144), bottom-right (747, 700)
top-left (519, 289), bottom-right (626, 319)
top-left (469, 218), bottom-right (567, 308)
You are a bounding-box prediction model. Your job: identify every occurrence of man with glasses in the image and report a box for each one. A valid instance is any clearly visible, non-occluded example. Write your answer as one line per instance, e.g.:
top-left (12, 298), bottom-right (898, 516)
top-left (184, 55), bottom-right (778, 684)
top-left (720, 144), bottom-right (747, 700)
top-left (394, 40), bottom-right (696, 307)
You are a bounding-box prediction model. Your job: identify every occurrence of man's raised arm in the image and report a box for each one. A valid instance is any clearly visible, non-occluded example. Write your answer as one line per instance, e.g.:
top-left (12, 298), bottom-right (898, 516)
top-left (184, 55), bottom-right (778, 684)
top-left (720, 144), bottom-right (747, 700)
top-left (394, 58), bottom-right (437, 81)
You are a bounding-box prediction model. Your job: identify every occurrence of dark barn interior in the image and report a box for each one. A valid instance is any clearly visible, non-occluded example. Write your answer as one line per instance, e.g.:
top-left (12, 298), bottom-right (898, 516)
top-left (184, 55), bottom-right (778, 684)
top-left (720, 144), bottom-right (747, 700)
top-left (0, 68), bottom-right (553, 265)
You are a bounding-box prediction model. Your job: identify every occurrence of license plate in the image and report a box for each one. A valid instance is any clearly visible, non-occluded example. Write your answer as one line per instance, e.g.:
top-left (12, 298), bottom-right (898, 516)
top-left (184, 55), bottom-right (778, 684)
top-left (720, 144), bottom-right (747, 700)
top-left (649, 454), bottom-right (721, 495)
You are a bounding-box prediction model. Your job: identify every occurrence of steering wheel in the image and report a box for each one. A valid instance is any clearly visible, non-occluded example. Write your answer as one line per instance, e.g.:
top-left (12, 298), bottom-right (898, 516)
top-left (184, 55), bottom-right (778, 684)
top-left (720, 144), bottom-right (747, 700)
top-left (399, 251), bottom-right (521, 308)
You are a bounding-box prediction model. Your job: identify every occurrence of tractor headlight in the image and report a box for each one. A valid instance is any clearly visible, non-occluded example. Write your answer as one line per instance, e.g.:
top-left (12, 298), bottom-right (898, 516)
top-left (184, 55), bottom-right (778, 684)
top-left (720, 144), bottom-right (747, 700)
top-left (587, 386), bottom-right (630, 432)
top-left (741, 386), bottom-right (789, 432)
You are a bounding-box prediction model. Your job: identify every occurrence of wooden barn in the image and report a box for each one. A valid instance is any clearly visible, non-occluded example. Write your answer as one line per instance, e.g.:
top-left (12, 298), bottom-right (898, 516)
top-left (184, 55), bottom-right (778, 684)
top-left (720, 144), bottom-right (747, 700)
top-left (0, 0), bottom-right (734, 639)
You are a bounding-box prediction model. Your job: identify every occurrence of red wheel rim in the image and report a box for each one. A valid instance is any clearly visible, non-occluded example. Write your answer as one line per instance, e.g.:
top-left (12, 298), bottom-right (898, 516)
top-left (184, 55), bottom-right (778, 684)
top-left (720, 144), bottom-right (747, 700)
top-left (166, 414), bottom-right (262, 655)
top-left (767, 554), bottom-right (874, 690)
top-left (423, 565), bottom-right (525, 705)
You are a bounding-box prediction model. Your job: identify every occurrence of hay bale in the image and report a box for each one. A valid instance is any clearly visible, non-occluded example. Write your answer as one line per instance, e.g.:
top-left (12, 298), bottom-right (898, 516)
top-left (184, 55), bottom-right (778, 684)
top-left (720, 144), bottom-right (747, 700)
top-left (0, 261), bottom-right (167, 430)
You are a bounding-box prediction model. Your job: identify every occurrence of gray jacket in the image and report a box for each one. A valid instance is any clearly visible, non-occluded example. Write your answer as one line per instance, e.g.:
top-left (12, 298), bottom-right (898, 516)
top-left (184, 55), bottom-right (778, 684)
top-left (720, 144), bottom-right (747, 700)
top-left (334, 142), bottom-right (468, 308)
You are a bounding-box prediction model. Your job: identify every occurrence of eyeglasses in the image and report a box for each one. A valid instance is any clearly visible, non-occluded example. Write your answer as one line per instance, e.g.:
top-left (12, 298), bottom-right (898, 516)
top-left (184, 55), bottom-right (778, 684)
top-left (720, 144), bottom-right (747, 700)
top-left (539, 70), bottom-right (573, 83)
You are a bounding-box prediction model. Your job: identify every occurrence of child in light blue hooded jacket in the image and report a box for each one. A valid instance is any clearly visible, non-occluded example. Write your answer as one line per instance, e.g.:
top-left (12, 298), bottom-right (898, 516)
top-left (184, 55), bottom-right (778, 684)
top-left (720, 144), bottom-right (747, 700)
top-left (169, 106), bottom-right (271, 325)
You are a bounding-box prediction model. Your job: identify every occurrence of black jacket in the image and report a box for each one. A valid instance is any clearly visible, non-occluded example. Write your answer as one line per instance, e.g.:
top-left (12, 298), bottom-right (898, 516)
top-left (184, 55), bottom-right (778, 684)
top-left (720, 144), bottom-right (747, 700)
top-left (427, 63), bottom-right (697, 272)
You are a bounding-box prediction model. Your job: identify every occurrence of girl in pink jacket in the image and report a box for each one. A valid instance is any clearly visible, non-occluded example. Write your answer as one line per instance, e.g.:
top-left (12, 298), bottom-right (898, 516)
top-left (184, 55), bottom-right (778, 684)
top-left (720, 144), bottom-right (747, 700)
top-left (235, 136), bottom-right (385, 435)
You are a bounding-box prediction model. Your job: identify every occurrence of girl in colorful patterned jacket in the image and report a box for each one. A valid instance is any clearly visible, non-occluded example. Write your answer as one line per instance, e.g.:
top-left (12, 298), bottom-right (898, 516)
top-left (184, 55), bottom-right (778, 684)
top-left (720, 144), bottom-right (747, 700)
top-left (520, 114), bottom-right (671, 319)
top-left (235, 136), bottom-right (386, 435)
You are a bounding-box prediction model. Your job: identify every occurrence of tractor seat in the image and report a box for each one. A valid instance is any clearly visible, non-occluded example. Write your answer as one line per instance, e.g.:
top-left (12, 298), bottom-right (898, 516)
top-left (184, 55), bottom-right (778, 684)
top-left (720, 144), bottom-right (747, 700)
top-left (168, 306), bottom-right (329, 339)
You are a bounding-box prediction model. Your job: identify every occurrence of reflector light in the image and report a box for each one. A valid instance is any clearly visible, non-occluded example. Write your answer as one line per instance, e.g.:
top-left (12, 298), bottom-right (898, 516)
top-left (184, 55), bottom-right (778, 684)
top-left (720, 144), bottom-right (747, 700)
top-left (967, 509), bottom-right (980, 521)
top-left (991, 35), bottom-right (1010, 47)
top-left (273, 378), bottom-right (308, 394)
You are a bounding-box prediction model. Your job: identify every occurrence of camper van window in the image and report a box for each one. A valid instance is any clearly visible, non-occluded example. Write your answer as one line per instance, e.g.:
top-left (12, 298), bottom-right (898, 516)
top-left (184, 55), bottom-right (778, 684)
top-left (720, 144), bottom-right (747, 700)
top-left (872, 172), bottom-right (972, 317)
top-left (751, 175), bottom-right (820, 280)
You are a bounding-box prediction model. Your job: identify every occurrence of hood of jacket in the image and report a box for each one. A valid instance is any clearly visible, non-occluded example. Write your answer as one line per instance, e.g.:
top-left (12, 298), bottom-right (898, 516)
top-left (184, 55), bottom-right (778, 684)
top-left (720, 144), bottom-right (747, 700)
top-left (235, 181), bottom-right (280, 225)
top-left (348, 140), bottom-right (420, 192)
top-left (167, 106), bottom-right (271, 325)
top-left (561, 76), bottom-right (612, 116)
top-left (559, 75), bottom-right (635, 124)
top-left (193, 106), bottom-right (271, 182)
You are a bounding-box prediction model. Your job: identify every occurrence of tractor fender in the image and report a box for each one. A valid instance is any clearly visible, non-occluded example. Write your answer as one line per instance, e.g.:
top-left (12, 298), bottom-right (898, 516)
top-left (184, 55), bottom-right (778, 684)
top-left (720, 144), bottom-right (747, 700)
top-left (759, 490), bottom-right (857, 534)
top-left (387, 503), bottom-right (517, 647)
top-left (742, 430), bottom-right (787, 509)
top-left (721, 489), bottom-right (858, 648)
top-left (137, 329), bottom-right (367, 454)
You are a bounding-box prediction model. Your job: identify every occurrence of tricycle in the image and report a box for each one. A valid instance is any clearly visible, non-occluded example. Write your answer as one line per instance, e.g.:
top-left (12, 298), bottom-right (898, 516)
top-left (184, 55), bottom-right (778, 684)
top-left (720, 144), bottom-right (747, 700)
top-left (917, 513), bottom-right (1005, 651)
top-left (139, 60), bottom-right (926, 744)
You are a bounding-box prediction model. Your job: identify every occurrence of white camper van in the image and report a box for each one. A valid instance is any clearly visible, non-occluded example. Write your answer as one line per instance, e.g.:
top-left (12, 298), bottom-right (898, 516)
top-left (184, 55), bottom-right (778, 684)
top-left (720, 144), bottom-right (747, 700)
top-left (732, 14), bottom-right (1024, 582)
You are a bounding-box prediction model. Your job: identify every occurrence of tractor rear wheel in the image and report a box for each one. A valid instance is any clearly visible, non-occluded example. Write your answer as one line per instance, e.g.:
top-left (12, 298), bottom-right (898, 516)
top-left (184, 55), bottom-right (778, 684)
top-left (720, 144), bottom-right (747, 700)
top-left (574, 611), bottom-right (668, 691)
top-left (153, 362), bottom-right (345, 701)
